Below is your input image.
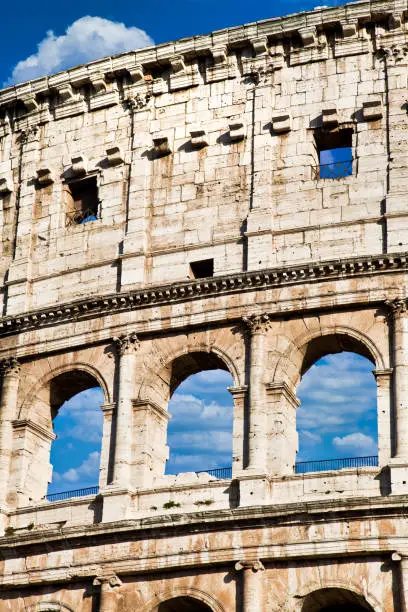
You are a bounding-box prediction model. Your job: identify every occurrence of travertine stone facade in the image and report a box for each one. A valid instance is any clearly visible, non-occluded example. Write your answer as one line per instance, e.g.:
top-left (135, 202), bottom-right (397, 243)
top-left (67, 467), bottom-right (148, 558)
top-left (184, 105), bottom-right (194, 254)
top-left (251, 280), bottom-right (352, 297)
top-left (1, 0), bottom-right (408, 609)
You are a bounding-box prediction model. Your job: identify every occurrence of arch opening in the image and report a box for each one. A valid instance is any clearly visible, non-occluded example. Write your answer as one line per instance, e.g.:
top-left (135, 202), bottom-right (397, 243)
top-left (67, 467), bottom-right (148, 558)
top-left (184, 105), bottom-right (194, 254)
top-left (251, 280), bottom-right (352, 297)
top-left (165, 352), bottom-right (234, 476)
top-left (155, 596), bottom-right (214, 612)
top-left (301, 587), bottom-right (375, 612)
top-left (296, 345), bottom-right (378, 471)
top-left (48, 382), bottom-right (104, 496)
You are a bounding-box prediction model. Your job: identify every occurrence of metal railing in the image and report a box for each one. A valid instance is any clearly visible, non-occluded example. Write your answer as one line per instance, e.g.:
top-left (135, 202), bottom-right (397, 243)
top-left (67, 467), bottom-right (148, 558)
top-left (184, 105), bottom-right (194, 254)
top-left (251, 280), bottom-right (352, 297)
top-left (295, 455), bottom-right (378, 474)
top-left (46, 486), bottom-right (99, 503)
top-left (46, 457), bottom-right (378, 501)
top-left (196, 467), bottom-right (232, 479)
top-left (66, 208), bottom-right (98, 226)
top-left (313, 160), bottom-right (353, 180)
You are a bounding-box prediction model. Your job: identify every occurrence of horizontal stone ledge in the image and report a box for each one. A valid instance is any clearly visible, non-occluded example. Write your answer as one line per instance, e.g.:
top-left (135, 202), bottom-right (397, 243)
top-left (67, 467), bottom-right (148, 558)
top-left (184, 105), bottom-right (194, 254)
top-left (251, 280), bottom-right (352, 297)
top-left (0, 533), bottom-right (406, 589)
top-left (0, 251), bottom-right (407, 337)
top-left (0, 0), bottom-right (401, 113)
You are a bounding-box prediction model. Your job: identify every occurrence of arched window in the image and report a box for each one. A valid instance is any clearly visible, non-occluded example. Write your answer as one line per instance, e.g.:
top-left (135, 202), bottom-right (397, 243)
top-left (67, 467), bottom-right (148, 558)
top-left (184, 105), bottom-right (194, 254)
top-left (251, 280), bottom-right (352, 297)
top-left (295, 337), bottom-right (378, 472)
top-left (48, 383), bottom-right (104, 497)
top-left (165, 352), bottom-right (234, 477)
top-left (16, 368), bottom-right (106, 502)
top-left (301, 587), bottom-right (375, 611)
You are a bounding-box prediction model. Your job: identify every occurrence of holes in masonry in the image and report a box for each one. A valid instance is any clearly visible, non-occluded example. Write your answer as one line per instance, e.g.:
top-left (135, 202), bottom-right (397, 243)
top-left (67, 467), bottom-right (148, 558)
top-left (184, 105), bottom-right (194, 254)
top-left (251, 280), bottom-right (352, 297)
top-left (65, 176), bottom-right (99, 225)
top-left (314, 128), bottom-right (353, 179)
top-left (189, 259), bottom-right (214, 279)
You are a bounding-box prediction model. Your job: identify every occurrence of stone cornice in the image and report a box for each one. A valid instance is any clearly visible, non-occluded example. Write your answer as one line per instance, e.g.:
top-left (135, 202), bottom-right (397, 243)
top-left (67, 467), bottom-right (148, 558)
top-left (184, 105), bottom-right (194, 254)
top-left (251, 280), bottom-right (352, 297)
top-left (1, 495), bottom-right (408, 587)
top-left (0, 252), bottom-right (406, 338)
top-left (0, 0), bottom-right (405, 120)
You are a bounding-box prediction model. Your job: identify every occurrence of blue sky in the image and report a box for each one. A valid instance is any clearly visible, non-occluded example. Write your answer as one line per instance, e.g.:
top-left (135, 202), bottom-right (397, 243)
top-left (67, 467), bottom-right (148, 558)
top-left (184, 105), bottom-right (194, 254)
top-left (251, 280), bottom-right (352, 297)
top-left (1, 0), bottom-right (357, 86)
top-left (48, 352), bottom-right (377, 493)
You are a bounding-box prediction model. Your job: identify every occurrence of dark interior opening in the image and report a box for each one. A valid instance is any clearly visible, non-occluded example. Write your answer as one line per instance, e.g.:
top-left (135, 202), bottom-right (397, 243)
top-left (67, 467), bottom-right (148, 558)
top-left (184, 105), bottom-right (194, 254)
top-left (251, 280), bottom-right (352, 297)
top-left (189, 259), bottom-right (214, 279)
top-left (65, 176), bottom-right (98, 224)
top-left (157, 597), bottom-right (213, 612)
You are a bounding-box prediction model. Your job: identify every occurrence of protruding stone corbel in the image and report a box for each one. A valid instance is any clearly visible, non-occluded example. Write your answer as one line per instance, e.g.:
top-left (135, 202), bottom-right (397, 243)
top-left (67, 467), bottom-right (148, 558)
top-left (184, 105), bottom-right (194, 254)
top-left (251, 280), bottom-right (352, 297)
top-left (152, 133), bottom-right (172, 156)
top-left (322, 104), bottom-right (338, 127)
top-left (152, 78), bottom-right (166, 96)
top-left (299, 26), bottom-right (317, 47)
top-left (170, 55), bottom-right (186, 74)
top-left (58, 83), bottom-right (76, 103)
top-left (342, 21), bottom-right (358, 38)
top-left (128, 63), bottom-right (145, 83)
top-left (36, 167), bottom-right (54, 187)
top-left (362, 98), bottom-right (383, 121)
top-left (229, 121), bottom-right (246, 142)
top-left (252, 36), bottom-right (268, 56)
top-left (90, 72), bottom-right (107, 94)
top-left (113, 332), bottom-right (140, 356)
top-left (189, 125), bottom-right (208, 148)
top-left (22, 94), bottom-right (38, 113)
top-left (271, 111), bottom-right (292, 134)
top-left (0, 176), bottom-right (13, 195)
top-left (389, 13), bottom-right (403, 31)
top-left (106, 146), bottom-right (124, 166)
top-left (212, 46), bottom-right (228, 66)
top-left (71, 154), bottom-right (88, 177)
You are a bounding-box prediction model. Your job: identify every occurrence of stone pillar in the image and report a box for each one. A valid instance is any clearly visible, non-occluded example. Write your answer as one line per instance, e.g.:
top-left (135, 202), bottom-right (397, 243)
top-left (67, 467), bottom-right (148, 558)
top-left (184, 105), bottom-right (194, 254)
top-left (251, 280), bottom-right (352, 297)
top-left (112, 333), bottom-right (139, 488)
top-left (387, 299), bottom-right (408, 459)
top-left (0, 358), bottom-right (20, 506)
top-left (235, 559), bottom-right (265, 612)
top-left (265, 382), bottom-right (300, 476)
top-left (93, 573), bottom-right (122, 612)
top-left (228, 386), bottom-right (248, 475)
top-left (242, 314), bottom-right (270, 472)
top-left (99, 403), bottom-right (116, 488)
top-left (132, 400), bottom-right (170, 488)
top-left (373, 369), bottom-right (393, 466)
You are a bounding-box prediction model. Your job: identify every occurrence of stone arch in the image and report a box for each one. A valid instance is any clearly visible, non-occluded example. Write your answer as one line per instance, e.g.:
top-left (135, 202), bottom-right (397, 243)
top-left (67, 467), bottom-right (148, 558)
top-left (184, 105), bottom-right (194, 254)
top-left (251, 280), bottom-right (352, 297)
top-left (18, 361), bottom-right (110, 421)
top-left (142, 586), bottom-right (225, 612)
top-left (28, 603), bottom-right (74, 612)
top-left (274, 325), bottom-right (385, 387)
top-left (293, 580), bottom-right (382, 612)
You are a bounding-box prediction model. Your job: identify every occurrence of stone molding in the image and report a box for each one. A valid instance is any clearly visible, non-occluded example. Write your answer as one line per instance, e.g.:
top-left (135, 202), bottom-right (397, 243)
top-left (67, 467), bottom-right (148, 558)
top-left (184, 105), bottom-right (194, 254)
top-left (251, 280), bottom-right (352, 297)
top-left (132, 400), bottom-right (171, 422)
top-left (93, 572), bottom-right (122, 587)
top-left (0, 0), bottom-right (405, 119)
top-left (265, 382), bottom-right (301, 408)
top-left (0, 252), bottom-right (406, 337)
top-left (12, 419), bottom-right (56, 442)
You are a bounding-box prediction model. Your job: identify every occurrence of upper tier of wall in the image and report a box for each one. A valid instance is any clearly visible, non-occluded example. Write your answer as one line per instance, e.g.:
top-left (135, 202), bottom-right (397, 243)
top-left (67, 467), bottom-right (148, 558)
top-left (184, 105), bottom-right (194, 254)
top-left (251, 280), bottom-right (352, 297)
top-left (0, 0), bottom-right (407, 315)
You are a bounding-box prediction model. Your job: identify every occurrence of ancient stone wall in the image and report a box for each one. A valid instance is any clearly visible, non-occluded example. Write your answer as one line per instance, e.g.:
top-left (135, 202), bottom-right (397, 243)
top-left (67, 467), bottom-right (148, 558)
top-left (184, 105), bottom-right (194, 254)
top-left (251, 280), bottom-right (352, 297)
top-left (0, 0), bottom-right (408, 610)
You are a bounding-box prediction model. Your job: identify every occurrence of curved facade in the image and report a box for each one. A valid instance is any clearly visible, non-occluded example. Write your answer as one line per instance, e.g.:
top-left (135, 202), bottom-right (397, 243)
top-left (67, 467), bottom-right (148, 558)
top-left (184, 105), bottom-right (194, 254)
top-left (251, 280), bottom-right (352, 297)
top-left (0, 0), bottom-right (408, 609)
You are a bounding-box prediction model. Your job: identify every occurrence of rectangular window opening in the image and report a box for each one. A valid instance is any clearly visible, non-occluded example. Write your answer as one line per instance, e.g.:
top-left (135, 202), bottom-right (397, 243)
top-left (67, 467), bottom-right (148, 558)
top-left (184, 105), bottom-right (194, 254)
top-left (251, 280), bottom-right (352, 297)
top-left (189, 259), bottom-right (214, 279)
top-left (65, 176), bottom-right (99, 225)
top-left (314, 128), bottom-right (353, 180)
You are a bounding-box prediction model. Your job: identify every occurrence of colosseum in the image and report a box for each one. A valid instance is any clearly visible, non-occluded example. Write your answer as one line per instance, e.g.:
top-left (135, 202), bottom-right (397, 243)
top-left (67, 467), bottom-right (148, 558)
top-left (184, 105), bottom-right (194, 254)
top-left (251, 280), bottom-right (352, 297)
top-left (0, 0), bottom-right (407, 609)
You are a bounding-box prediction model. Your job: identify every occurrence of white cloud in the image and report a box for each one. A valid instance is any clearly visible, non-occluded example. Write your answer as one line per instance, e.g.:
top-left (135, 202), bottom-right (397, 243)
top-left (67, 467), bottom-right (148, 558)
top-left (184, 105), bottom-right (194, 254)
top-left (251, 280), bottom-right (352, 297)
top-left (332, 432), bottom-right (378, 456)
top-left (55, 387), bottom-right (104, 443)
top-left (59, 451), bottom-right (100, 483)
top-left (5, 16), bottom-right (154, 86)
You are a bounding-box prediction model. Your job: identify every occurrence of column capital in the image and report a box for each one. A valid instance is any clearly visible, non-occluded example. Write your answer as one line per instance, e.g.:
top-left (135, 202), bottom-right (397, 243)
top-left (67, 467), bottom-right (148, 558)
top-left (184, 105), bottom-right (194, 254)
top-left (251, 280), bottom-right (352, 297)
top-left (385, 298), bottom-right (408, 318)
top-left (242, 313), bottom-right (271, 334)
top-left (112, 332), bottom-right (140, 355)
top-left (235, 559), bottom-right (265, 572)
top-left (93, 572), bottom-right (122, 588)
top-left (0, 357), bottom-right (20, 376)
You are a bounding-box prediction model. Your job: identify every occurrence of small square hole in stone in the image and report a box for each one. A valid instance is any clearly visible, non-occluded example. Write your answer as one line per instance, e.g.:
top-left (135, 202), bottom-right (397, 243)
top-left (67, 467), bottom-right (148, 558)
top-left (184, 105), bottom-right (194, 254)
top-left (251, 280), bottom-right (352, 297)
top-left (189, 259), bottom-right (214, 279)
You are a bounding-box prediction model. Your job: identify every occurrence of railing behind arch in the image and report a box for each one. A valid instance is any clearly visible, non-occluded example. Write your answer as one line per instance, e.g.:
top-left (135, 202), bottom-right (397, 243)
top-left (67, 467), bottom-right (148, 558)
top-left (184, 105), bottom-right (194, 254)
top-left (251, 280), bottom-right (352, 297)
top-left (45, 456), bottom-right (379, 502)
